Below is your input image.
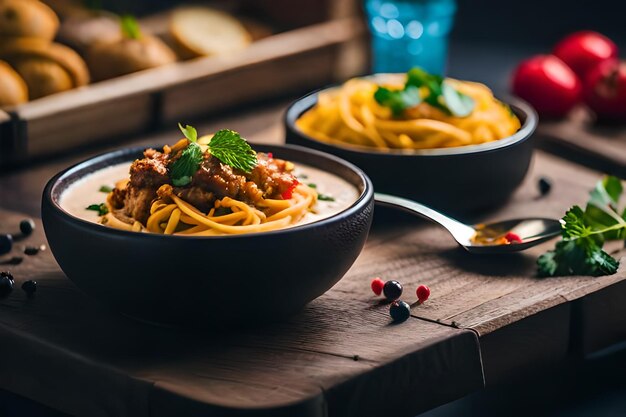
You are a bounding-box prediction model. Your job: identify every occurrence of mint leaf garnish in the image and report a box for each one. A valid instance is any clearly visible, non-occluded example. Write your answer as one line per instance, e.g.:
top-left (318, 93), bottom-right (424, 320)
top-left (207, 129), bottom-right (257, 173)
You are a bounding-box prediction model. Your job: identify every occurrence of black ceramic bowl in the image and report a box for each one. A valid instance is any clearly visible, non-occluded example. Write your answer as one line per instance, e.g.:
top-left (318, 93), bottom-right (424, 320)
top-left (285, 86), bottom-right (538, 215)
top-left (42, 144), bottom-right (374, 327)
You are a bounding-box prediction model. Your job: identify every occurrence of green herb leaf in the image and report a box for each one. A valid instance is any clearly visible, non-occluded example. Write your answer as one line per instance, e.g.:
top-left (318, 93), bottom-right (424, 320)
top-left (170, 142), bottom-right (204, 187)
top-left (120, 15), bottom-right (141, 40)
top-left (537, 175), bottom-right (625, 277)
top-left (178, 123), bottom-right (198, 143)
top-left (317, 194), bottom-right (335, 202)
top-left (207, 129), bottom-right (257, 173)
top-left (99, 185), bottom-right (113, 193)
top-left (376, 67), bottom-right (476, 117)
top-left (307, 183), bottom-right (317, 188)
top-left (538, 239), bottom-right (618, 277)
top-left (86, 203), bottom-right (108, 216)
top-left (373, 85), bottom-right (422, 116)
top-left (441, 82), bottom-right (475, 117)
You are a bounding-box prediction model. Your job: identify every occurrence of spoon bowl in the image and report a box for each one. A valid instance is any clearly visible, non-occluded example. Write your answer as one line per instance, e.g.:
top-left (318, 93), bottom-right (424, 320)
top-left (375, 193), bottom-right (561, 254)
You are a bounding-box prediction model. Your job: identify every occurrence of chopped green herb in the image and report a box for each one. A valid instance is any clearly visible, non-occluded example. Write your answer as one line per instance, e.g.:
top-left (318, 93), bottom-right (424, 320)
top-left (307, 183), bottom-right (317, 188)
top-left (178, 123), bottom-right (198, 143)
top-left (317, 194), bottom-right (335, 202)
top-left (537, 176), bottom-right (625, 277)
top-left (373, 85), bottom-right (421, 116)
top-left (170, 124), bottom-right (258, 186)
top-left (207, 129), bottom-right (257, 173)
top-left (99, 185), bottom-right (113, 193)
top-left (170, 139), bottom-right (204, 187)
top-left (86, 203), bottom-right (108, 216)
top-left (374, 67), bottom-right (475, 117)
top-left (120, 15), bottom-right (141, 40)
top-left (298, 174), bottom-right (309, 180)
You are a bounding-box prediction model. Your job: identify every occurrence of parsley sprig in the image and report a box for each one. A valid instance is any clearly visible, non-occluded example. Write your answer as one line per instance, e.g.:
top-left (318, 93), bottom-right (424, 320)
top-left (538, 176), bottom-right (625, 277)
top-left (374, 67), bottom-right (475, 117)
top-left (169, 124), bottom-right (257, 187)
top-left (120, 15), bottom-right (142, 40)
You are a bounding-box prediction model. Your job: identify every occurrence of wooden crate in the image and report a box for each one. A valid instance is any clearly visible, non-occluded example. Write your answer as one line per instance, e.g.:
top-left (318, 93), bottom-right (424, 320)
top-left (0, 16), bottom-right (367, 168)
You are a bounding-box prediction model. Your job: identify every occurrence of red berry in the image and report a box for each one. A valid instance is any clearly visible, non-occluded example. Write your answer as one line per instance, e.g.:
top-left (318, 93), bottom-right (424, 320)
top-left (511, 54), bottom-right (582, 118)
top-left (416, 285), bottom-right (430, 302)
top-left (553, 31), bottom-right (618, 79)
top-left (371, 277), bottom-right (384, 296)
top-left (504, 232), bottom-right (522, 244)
top-left (583, 59), bottom-right (626, 121)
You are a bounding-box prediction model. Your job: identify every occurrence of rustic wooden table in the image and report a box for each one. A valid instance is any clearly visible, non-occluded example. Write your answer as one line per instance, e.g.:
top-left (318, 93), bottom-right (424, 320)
top-left (0, 101), bottom-right (625, 417)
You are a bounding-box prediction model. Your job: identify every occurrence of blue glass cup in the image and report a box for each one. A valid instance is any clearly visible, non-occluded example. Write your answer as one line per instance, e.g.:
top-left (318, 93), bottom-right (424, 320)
top-left (364, 0), bottom-right (457, 75)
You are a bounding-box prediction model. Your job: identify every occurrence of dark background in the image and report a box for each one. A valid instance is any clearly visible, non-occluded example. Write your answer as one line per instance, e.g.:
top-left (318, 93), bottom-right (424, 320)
top-left (452, 0), bottom-right (626, 46)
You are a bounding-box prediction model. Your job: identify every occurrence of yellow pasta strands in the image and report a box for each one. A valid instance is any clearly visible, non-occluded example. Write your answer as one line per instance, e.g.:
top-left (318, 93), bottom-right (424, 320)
top-left (103, 184), bottom-right (317, 236)
top-left (296, 77), bottom-right (521, 150)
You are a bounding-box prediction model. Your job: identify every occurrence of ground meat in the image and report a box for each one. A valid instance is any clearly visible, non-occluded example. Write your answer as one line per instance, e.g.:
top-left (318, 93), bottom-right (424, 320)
top-left (121, 149), bottom-right (171, 223)
top-left (248, 154), bottom-right (298, 198)
top-left (121, 148), bottom-right (298, 224)
top-left (173, 186), bottom-right (215, 213)
top-left (129, 149), bottom-right (169, 188)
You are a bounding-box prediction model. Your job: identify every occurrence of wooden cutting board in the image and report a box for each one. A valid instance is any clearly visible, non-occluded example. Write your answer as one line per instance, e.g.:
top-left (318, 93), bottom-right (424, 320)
top-left (538, 107), bottom-right (626, 178)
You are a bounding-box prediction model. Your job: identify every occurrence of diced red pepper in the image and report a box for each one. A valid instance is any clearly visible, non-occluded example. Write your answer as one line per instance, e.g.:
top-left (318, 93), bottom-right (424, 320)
top-left (281, 179), bottom-right (299, 200)
top-left (504, 232), bottom-right (523, 244)
top-left (267, 152), bottom-right (273, 159)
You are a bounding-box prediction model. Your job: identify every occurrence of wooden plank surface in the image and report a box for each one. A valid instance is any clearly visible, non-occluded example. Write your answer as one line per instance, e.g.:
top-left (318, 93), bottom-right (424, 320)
top-left (0, 210), bottom-right (483, 417)
top-left (538, 107), bottom-right (626, 178)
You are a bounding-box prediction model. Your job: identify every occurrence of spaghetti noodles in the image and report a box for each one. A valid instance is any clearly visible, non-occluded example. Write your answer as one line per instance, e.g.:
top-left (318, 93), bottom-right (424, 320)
top-left (102, 183), bottom-right (317, 235)
top-left (296, 75), bottom-right (521, 151)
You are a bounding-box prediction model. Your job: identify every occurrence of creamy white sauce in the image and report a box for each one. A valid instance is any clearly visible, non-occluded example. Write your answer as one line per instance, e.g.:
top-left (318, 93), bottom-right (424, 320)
top-left (59, 161), bottom-right (361, 230)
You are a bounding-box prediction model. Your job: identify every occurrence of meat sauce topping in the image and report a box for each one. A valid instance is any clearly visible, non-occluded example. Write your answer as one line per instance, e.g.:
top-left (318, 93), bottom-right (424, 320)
top-left (110, 147), bottom-right (298, 224)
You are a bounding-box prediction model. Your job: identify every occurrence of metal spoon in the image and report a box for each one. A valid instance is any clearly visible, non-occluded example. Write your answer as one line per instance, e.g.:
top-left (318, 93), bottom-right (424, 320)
top-left (375, 193), bottom-right (561, 254)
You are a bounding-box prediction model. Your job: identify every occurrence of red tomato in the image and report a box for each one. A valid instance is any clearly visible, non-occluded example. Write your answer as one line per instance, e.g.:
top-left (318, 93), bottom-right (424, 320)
top-left (583, 59), bottom-right (626, 121)
top-left (553, 31), bottom-right (618, 79)
top-left (512, 55), bottom-right (582, 118)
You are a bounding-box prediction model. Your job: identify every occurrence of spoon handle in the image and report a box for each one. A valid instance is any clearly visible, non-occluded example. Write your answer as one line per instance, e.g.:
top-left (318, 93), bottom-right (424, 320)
top-left (374, 193), bottom-right (475, 238)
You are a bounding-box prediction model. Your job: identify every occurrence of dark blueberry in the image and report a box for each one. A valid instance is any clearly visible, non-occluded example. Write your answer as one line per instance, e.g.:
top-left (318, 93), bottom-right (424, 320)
top-left (19, 219), bottom-right (35, 236)
top-left (0, 271), bottom-right (13, 282)
top-left (0, 234), bottom-right (12, 255)
top-left (24, 246), bottom-right (40, 256)
top-left (389, 300), bottom-right (411, 323)
top-left (21, 280), bottom-right (37, 295)
top-left (383, 280), bottom-right (403, 301)
top-left (538, 177), bottom-right (552, 196)
top-left (0, 275), bottom-right (13, 297)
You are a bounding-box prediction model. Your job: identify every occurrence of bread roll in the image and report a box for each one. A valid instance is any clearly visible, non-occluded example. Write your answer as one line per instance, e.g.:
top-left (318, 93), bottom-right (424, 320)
top-left (0, 37), bottom-right (89, 88)
top-left (169, 7), bottom-right (251, 59)
top-left (0, 0), bottom-right (59, 41)
top-left (13, 57), bottom-right (73, 99)
top-left (86, 35), bottom-right (176, 81)
top-left (0, 60), bottom-right (28, 106)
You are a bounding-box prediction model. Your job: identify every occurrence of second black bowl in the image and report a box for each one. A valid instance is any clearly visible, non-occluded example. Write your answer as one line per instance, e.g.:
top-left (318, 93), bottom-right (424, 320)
top-left (285, 90), bottom-right (538, 215)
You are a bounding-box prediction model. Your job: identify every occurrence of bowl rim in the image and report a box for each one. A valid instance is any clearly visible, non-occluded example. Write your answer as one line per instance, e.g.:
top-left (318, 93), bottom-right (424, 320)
top-left (284, 77), bottom-right (538, 157)
top-left (43, 143), bottom-right (374, 241)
